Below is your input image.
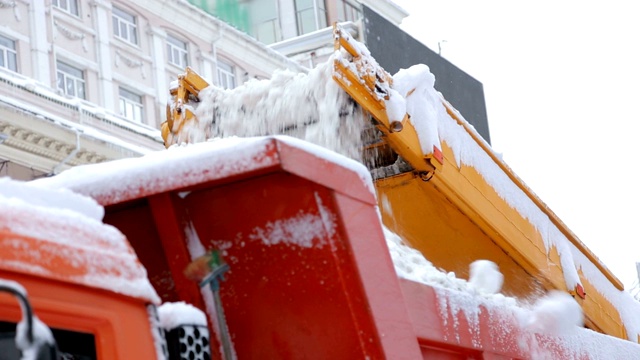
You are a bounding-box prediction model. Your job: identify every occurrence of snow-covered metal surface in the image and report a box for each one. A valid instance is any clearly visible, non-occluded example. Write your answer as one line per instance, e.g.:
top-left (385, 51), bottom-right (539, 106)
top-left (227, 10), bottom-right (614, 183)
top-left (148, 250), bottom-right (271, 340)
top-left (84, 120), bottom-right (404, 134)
top-left (32, 135), bottom-right (375, 204)
top-left (158, 302), bottom-right (208, 330)
top-left (0, 179), bottom-right (160, 304)
top-left (401, 278), bottom-right (640, 359)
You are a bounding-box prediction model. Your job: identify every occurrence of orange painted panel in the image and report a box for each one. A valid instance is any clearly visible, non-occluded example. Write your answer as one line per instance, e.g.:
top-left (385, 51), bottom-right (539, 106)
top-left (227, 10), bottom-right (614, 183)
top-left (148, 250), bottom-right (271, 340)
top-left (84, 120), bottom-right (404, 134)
top-left (0, 271), bottom-right (157, 359)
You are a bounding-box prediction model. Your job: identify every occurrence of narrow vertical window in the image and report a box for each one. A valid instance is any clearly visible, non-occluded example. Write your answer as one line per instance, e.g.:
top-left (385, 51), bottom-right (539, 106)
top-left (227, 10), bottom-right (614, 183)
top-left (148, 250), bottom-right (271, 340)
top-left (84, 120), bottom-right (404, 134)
top-left (56, 61), bottom-right (85, 99)
top-left (250, 0), bottom-right (281, 44)
top-left (112, 7), bottom-right (138, 45)
top-left (294, 0), bottom-right (327, 35)
top-left (53, 0), bottom-right (80, 16)
top-left (0, 35), bottom-right (17, 72)
top-left (216, 60), bottom-right (236, 89)
top-left (119, 87), bottom-right (144, 123)
top-left (337, 0), bottom-right (361, 22)
top-left (166, 35), bottom-right (188, 68)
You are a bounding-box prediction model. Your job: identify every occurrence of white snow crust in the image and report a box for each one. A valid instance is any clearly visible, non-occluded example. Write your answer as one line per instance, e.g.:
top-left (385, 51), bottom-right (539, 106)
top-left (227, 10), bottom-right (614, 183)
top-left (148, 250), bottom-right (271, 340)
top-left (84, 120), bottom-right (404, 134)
top-left (388, 64), bottom-right (445, 155)
top-left (32, 135), bottom-right (374, 203)
top-left (158, 301), bottom-right (208, 330)
top-left (0, 178), bottom-right (104, 221)
top-left (0, 178), bottom-right (160, 304)
top-left (31, 137), bottom-right (278, 203)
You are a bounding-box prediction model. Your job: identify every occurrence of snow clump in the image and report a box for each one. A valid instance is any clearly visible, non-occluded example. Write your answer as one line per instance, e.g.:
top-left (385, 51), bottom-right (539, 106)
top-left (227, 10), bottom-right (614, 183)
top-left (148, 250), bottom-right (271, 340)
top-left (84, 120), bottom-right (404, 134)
top-left (468, 260), bottom-right (504, 295)
top-left (525, 290), bottom-right (583, 335)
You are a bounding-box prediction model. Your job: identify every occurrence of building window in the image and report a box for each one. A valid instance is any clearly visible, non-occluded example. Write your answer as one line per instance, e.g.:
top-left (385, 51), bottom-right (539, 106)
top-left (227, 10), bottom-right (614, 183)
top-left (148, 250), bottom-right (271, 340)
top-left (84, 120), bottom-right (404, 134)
top-left (294, 0), bottom-right (327, 35)
top-left (53, 0), bottom-right (80, 16)
top-left (250, 0), bottom-right (281, 44)
top-left (337, 0), bottom-right (361, 22)
top-left (0, 35), bottom-right (17, 72)
top-left (56, 61), bottom-right (85, 99)
top-left (119, 87), bottom-right (143, 122)
top-left (166, 35), bottom-right (188, 68)
top-left (217, 60), bottom-right (236, 89)
top-left (112, 7), bottom-right (138, 45)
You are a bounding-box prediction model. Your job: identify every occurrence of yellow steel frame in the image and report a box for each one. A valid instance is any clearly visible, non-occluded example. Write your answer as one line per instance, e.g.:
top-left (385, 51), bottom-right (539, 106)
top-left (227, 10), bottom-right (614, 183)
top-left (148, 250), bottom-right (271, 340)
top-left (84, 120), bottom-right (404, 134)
top-left (332, 24), bottom-right (442, 177)
top-left (330, 23), bottom-right (628, 340)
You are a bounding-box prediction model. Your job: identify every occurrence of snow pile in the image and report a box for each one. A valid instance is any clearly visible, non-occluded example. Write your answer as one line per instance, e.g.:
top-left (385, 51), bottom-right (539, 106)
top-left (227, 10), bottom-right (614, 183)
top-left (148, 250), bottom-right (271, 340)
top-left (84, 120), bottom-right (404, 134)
top-left (0, 178), bottom-right (160, 304)
top-left (32, 137), bottom-right (280, 204)
top-left (176, 55), bottom-right (366, 162)
top-left (385, 226), bottom-right (469, 292)
top-left (157, 302), bottom-right (208, 330)
top-left (33, 135), bottom-right (375, 205)
top-left (0, 177), bottom-right (103, 221)
top-left (384, 226), bottom-right (515, 303)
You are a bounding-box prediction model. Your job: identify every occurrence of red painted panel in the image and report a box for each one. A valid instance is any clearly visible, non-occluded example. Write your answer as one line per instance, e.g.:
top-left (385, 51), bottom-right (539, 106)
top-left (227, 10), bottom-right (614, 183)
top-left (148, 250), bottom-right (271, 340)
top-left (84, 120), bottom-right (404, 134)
top-left (184, 172), bottom-right (385, 359)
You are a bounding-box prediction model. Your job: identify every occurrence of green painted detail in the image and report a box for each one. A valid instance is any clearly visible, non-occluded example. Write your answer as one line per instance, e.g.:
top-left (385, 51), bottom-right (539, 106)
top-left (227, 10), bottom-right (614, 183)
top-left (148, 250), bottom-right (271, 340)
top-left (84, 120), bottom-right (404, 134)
top-left (186, 0), bottom-right (250, 34)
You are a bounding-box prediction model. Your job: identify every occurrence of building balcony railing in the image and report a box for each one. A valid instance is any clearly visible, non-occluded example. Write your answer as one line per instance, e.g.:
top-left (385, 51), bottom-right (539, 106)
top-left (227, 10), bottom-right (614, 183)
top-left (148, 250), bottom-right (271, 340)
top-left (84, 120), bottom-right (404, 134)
top-left (0, 67), bottom-right (163, 154)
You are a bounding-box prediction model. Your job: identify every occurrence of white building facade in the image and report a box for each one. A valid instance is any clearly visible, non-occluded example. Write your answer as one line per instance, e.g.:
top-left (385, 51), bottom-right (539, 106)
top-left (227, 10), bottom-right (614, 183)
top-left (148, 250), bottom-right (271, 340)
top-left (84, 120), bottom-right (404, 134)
top-left (0, 0), bottom-right (302, 180)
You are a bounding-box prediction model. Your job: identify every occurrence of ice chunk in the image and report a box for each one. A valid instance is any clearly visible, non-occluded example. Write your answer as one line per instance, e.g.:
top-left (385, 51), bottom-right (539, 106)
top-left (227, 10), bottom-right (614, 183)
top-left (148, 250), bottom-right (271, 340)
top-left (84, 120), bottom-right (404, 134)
top-left (468, 260), bottom-right (504, 294)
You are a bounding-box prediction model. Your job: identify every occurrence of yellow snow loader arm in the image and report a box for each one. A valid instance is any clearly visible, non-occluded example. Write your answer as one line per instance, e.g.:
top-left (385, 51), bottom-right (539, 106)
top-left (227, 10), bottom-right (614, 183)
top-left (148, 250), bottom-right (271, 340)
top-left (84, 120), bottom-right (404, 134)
top-left (331, 24), bottom-right (442, 179)
top-left (331, 24), bottom-right (628, 340)
top-left (161, 67), bottom-right (210, 147)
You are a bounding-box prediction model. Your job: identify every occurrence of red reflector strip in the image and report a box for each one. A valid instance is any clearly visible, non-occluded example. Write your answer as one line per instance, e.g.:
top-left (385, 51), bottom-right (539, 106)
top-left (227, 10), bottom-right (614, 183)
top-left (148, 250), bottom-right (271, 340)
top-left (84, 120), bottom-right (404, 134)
top-left (433, 146), bottom-right (444, 165)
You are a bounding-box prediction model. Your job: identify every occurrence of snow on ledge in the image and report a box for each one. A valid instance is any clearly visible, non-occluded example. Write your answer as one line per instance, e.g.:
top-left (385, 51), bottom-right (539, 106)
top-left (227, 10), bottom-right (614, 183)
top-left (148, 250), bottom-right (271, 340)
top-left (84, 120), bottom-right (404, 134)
top-left (0, 178), bottom-right (160, 304)
top-left (158, 301), bottom-right (208, 330)
top-left (32, 135), bottom-right (375, 204)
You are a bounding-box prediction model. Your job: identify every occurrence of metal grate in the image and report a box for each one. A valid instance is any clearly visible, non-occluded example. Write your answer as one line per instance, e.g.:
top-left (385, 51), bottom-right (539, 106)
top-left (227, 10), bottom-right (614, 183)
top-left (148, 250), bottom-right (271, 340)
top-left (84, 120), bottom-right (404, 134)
top-left (165, 325), bottom-right (211, 360)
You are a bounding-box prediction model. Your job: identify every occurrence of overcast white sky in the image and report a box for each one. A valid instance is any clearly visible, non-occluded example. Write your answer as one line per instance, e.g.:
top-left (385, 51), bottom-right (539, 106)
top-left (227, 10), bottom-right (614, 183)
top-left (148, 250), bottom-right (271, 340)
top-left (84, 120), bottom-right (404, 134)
top-left (392, 0), bottom-right (640, 289)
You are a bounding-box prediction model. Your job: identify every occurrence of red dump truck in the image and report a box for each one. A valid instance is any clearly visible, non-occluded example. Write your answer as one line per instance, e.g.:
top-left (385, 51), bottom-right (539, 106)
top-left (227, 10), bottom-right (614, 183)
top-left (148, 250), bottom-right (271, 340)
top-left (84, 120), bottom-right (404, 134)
top-left (2, 25), bottom-right (640, 359)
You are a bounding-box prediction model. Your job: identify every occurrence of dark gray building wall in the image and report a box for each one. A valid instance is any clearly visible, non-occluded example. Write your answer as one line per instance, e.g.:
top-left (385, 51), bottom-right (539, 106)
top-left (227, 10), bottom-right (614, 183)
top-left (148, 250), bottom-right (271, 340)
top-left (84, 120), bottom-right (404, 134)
top-left (363, 6), bottom-right (491, 144)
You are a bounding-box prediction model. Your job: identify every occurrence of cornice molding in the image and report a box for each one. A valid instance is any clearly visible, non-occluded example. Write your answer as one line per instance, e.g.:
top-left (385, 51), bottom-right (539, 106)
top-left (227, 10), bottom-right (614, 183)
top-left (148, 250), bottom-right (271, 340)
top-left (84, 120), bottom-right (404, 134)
top-left (0, 122), bottom-right (109, 167)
